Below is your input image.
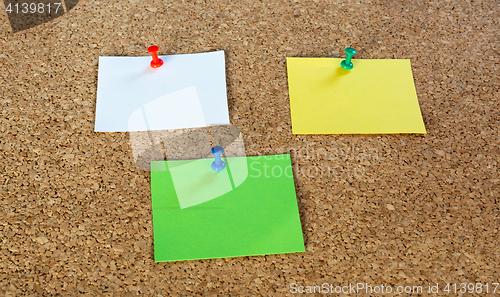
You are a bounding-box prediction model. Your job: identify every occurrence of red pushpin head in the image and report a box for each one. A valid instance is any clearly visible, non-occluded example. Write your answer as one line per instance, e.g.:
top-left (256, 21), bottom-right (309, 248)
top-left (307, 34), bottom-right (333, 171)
top-left (148, 45), bottom-right (163, 68)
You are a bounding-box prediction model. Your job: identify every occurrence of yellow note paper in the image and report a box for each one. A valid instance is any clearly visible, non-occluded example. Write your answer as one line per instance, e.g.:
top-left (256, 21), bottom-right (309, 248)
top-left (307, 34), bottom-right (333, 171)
top-left (286, 58), bottom-right (427, 134)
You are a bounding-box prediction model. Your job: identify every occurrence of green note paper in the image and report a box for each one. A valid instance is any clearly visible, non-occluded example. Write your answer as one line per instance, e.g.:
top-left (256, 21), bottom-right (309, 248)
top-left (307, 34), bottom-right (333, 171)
top-left (151, 154), bottom-right (305, 262)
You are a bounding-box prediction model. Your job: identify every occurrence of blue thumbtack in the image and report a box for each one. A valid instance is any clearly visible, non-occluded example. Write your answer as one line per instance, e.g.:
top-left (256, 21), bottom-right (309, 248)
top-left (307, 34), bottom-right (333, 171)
top-left (341, 47), bottom-right (356, 70)
top-left (211, 146), bottom-right (226, 172)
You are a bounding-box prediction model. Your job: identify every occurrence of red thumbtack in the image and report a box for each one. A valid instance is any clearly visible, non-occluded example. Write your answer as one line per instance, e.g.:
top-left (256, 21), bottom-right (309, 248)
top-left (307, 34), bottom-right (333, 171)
top-left (148, 45), bottom-right (163, 68)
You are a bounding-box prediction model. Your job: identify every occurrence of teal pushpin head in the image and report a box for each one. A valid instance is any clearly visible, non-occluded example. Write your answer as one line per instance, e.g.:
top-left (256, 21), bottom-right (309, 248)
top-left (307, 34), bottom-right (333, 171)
top-left (341, 47), bottom-right (356, 70)
top-left (211, 146), bottom-right (226, 172)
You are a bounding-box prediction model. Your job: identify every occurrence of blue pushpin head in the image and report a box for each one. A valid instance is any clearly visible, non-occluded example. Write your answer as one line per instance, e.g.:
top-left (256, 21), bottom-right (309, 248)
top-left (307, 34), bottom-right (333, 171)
top-left (211, 146), bottom-right (226, 172)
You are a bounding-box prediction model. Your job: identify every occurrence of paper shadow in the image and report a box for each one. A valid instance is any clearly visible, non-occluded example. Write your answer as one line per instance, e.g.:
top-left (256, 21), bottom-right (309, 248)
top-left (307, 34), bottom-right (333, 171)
top-left (140, 55), bottom-right (175, 75)
top-left (326, 66), bottom-right (351, 84)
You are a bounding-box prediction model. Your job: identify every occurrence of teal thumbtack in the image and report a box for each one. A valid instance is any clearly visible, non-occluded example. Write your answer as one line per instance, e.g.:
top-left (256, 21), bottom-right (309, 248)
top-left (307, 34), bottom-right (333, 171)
top-left (341, 47), bottom-right (356, 70)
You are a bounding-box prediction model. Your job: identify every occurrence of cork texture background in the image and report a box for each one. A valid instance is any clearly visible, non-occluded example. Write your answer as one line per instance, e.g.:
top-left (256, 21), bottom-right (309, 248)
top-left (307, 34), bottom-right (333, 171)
top-left (0, 0), bottom-right (499, 295)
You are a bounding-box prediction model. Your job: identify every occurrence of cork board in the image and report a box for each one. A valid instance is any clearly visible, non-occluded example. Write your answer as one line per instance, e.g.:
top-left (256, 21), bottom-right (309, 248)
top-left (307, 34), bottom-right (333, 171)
top-left (0, 0), bottom-right (499, 295)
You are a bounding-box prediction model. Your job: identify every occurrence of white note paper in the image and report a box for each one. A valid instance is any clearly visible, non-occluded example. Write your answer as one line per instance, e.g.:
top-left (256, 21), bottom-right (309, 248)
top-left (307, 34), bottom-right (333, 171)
top-left (95, 50), bottom-right (229, 132)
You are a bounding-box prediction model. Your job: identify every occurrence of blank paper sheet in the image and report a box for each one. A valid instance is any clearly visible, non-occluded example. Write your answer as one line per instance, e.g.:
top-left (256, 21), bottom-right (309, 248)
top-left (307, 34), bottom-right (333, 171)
top-left (95, 51), bottom-right (230, 132)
